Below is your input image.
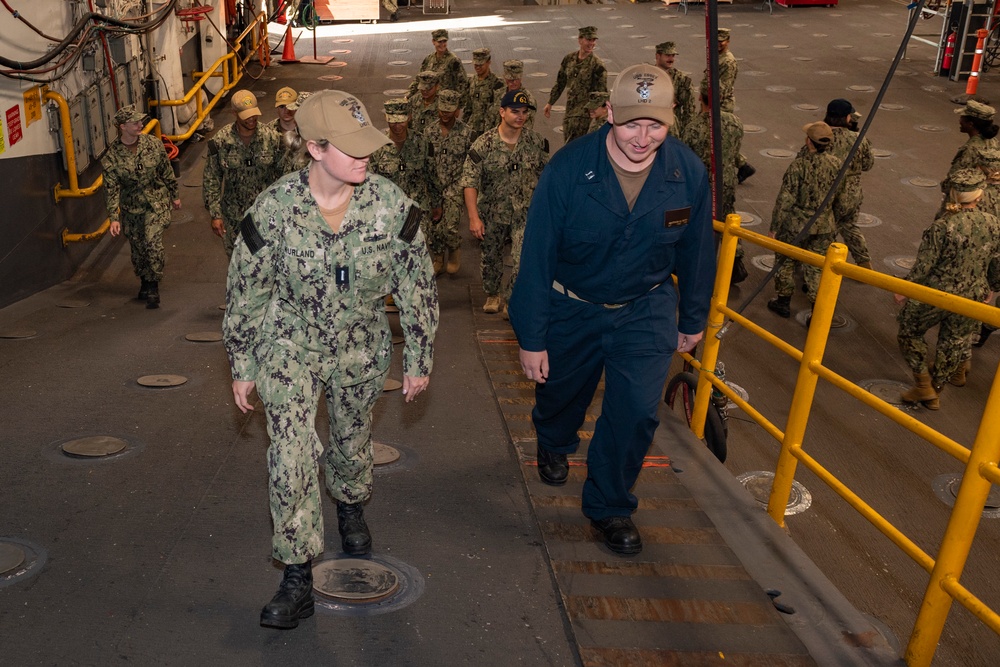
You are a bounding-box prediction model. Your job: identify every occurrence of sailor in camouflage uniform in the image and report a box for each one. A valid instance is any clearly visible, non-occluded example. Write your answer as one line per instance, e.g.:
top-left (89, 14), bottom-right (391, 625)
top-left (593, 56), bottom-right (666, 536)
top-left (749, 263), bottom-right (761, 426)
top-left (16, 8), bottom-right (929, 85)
top-left (265, 86), bottom-right (298, 136)
top-left (767, 122), bottom-right (845, 318)
top-left (426, 89), bottom-right (475, 275)
top-left (407, 29), bottom-right (469, 107)
top-left (103, 105), bottom-right (181, 309)
top-left (369, 99), bottom-right (433, 251)
top-left (938, 100), bottom-right (1000, 217)
top-left (654, 42), bottom-right (695, 139)
top-left (895, 169), bottom-right (1000, 410)
top-left (464, 48), bottom-right (505, 139)
top-left (543, 26), bottom-right (608, 146)
top-left (702, 29), bottom-right (756, 183)
top-left (585, 91), bottom-right (610, 134)
top-left (492, 60), bottom-right (537, 130)
top-left (408, 70), bottom-right (442, 137)
top-left (278, 91), bottom-right (313, 174)
top-left (224, 91), bottom-right (438, 630)
top-left (683, 84), bottom-right (743, 218)
top-left (462, 90), bottom-right (549, 316)
top-left (822, 99), bottom-right (875, 268)
top-left (203, 90), bottom-right (285, 257)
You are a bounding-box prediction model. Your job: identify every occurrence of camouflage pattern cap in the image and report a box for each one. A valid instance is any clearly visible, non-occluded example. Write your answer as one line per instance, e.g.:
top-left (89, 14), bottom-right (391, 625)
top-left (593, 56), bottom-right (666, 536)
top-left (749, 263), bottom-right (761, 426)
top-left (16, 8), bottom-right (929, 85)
top-left (951, 168), bottom-right (987, 192)
top-left (656, 41), bottom-right (678, 56)
top-left (231, 90), bottom-right (261, 120)
top-left (956, 99), bottom-right (996, 121)
top-left (803, 121), bottom-right (833, 145)
top-left (384, 98), bottom-right (410, 123)
top-left (610, 63), bottom-right (675, 126)
top-left (579, 26), bottom-right (598, 40)
top-left (437, 89), bottom-right (462, 112)
top-left (718, 28), bottom-right (731, 42)
top-left (585, 90), bottom-right (610, 111)
top-left (274, 86), bottom-right (297, 107)
top-left (432, 29), bottom-right (448, 42)
top-left (503, 59), bottom-right (524, 79)
top-left (115, 104), bottom-right (145, 125)
top-left (286, 91), bottom-right (312, 111)
top-left (296, 90), bottom-right (391, 158)
top-left (472, 48), bottom-right (491, 64)
top-left (417, 70), bottom-right (441, 90)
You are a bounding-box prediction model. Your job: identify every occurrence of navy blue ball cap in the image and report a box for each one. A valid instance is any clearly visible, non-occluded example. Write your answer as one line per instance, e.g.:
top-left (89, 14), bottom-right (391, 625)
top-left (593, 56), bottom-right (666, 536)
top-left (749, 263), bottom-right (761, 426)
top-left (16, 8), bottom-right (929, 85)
top-left (500, 89), bottom-right (536, 111)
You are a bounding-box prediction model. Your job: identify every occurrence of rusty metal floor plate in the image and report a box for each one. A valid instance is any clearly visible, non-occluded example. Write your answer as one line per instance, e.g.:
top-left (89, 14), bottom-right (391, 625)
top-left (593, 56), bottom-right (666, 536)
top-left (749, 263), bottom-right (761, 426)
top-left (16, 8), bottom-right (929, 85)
top-left (312, 558), bottom-right (400, 603)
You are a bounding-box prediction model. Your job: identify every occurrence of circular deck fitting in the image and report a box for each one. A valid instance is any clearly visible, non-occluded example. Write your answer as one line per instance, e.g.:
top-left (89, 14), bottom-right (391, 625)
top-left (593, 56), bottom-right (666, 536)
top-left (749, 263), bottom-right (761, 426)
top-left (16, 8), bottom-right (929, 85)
top-left (373, 441), bottom-right (401, 466)
top-left (922, 85), bottom-right (944, 93)
top-left (859, 56), bottom-right (885, 63)
top-left (332, 38), bottom-right (353, 43)
top-left (772, 44), bottom-right (790, 50)
top-left (856, 213), bottom-right (882, 228)
top-left (742, 71), bottom-right (769, 77)
top-left (392, 335), bottom-right (403, 345)
top-left (318, 75), bottom-right (343, 82)
top-left (387, 60), bottom-right (409, 66)
top-left (725, 381), bottom-right (749, 411)
top-left (0, 329), bottom-right (37, 339)
top-left (171, 210), bottom-right (195, 225)
top-left (905, 177), bottom-right (939, 188)
top-left (383, 89), bottom-right (408, 97)
top-left (834, 45), bottom-right (855, 50)
top-left (391, 38), bottom-right (408, 42)
top-left (388, 48), bottom-right (408, 54)
top-left (884, 255), bottom-right (916, 272)
top-left (793, 56), bottom-right (815, 62)
top-left (915, 125), bottom-right (946, 133)
top-left (858, 379), bottom-right (912, 407)
top-left (743, 124), bottom-right (765, 133)
top-left (550, 105), bottom-right (566, 113)
top-left (528, 72), bottom-right (548, 78)
top-left (451, 37), bottom-right (468, 41)
top-left (751, 254), bottom-right (775, 271)
top-left (629, 35), bottom-right (648, 40)
top-left (383, 378), bottom-right (403, 392)
top-left (325, 61), bottom-right (347, 68)
top-left (812, 33), bottom-right (828, 38)
top-left (539, 88), bottom-right (552, 94)
top-left (618, 24), bottom-right (635, 28)
top-left (0, 541), bottom-right (25, 575)
top-left (765, 85), bottom-right (795, 93)
top-left (763, 148), bottom-right (796, 159)
top-left (137, 374), bottom-right (188, 388)
top-left (873, 32), bottom-right (893, 37)
top-left (385, 74), bottom-right (409, 80)
top-left (796, 310), bottom-right (854, 331)
top-left (560, 25), bottom-right (577, 30)
top-left (879, 103), bottom-right (907, 111)
top-left (56, 298), bottom-right (90, 308)
top-left (508, 35), bottom-right (528, 41)
top-left (61, 436), bottom-right (128, 458)
top-left (896, 69), bottom-right (918, 77)
top-left (0, 538), bottom-right (46, 588)
top-left (815, 71), bottom-right (844, 76)
top-left (513, 47), bottom-right (533, 52)
top-left (521, 59), bottom-right (539, 65)
top-left (314, 558), bottom-right (400, 602)
top-left (793, 104), bottom-right (819, 111)
top-left (737, 471), bottom-right (812, 516)
top-left (735, 211), bottom-right (759, 226)
top-left (848, 85), bottom-right (875, 92)
top-left (596, 5), bottom-right (615, 9)
top-left (933, 474), bottom-right (1000, 518)
top-left (872, 148), bottom-right (894, 159)
top-left (331, 49), bottom-right (352, 54)
top-left (185, 331), bottom-right (222, 343)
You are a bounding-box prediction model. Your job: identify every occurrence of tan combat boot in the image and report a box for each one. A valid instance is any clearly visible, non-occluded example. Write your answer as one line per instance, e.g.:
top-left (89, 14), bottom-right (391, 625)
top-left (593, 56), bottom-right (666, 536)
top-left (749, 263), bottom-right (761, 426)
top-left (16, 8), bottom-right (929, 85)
top-left (446, 247), bottom-right (461, 274)
top-left (432, 254), bottom-right (445, 275)
top-left (948, 360), bottom-right (971, 387)
top-left (901, 372), bottom-right (939, 410)
top-left (483, 295), bottom-right (501, 314)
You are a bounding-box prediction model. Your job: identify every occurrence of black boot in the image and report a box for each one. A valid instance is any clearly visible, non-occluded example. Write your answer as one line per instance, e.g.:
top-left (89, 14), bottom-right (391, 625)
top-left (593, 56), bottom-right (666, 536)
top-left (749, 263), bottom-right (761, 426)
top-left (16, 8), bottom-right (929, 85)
top-left (337, 502), bottom-right (372, 555)
top-left (737, 163), bottom-right (756, 184)
top-left (974, 324), bottom-right (996, 348)
top-left (260, 561), bottom-right (314, 629)
top-left (138, 280), bottom-right (151, 301)
top-left (767, 295), bottom-right (791, 318)
top-left (591, 516), bottom-right (643, 555)
top-left (145, 281), bottom-right (160, 309)
top-left (537, 445), bottom-right (568, 486)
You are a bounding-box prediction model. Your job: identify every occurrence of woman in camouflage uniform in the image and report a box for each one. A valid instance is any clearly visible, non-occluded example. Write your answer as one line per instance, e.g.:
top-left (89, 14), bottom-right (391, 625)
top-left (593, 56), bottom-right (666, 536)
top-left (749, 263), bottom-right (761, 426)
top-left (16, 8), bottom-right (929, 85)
top-left (224, 91), bottom-right (439, 630)
top-left (938, 100), bottom-right (999, 216)
top-left (102, 105), bottom-right (180, 309)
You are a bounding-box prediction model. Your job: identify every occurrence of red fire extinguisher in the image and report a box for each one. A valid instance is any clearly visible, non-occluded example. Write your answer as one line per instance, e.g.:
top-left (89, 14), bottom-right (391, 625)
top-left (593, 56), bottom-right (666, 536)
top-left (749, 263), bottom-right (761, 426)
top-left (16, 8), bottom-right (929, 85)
top-left (943, 31), bottom-right (957, 71)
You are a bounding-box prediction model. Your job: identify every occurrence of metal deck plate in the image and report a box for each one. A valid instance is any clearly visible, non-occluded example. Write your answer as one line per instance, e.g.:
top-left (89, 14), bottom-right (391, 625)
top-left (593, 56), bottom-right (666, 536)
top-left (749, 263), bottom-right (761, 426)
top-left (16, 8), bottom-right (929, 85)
top-left (313, 558), bottom-right (400, 602)
top-left (374, 442), bottom-right (401, 466)
top-left (137, 374), bottom-right (188, 388)
top-left (0, 542), bottom-right (25, 575)
top-left (61, 436), bottom-right (127, 458)
top-left (383, 379), bottom-right (403, 392)
top-left (185, 331), bottom-right (222, 342)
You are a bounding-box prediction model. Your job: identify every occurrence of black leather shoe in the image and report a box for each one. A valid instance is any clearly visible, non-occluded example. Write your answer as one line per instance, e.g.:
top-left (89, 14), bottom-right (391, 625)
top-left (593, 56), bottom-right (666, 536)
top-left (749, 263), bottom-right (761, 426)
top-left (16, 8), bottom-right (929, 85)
top-left (974, 324), bottom-right (996, 348)
top-left (260, 561), bottom-right (315, 629)
top-left (737, 163), bottom-right (756, 184)
top-left (138, 280), bottom-right (151, 301)
top-left (537, 446), bottom-right (568, 486)
top-left (767, 296), bottom-right (791, 318)
top-left (145, 281), bottom-right (160, 310)
top-left (337, 502), bottom-right (372, 555)
top-left (591, 516), bottom-right (643, 555)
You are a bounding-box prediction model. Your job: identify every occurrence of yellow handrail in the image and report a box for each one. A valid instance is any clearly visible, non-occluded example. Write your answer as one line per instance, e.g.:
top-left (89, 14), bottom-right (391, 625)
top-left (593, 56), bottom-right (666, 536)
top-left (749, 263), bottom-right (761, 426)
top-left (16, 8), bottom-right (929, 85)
top-left (679, 213), bottom-right (1000, 666)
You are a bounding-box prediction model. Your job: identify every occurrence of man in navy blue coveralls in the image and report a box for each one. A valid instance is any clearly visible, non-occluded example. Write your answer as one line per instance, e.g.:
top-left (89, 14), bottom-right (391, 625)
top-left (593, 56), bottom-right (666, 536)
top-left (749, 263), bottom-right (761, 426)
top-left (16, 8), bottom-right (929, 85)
top-left (509, 63), bottom-right (715, 556)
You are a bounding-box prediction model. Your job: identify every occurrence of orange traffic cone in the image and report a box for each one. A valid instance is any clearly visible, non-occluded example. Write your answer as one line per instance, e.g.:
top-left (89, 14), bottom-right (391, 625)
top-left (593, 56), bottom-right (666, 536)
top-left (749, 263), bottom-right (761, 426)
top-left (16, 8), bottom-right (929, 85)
top-left (279, 25), bottom-right (298, 63)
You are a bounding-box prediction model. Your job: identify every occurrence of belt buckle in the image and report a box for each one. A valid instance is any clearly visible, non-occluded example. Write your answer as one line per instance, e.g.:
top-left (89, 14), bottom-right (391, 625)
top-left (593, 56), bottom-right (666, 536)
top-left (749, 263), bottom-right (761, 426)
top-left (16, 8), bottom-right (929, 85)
top-left (603, 302), bottom-right (626, 309)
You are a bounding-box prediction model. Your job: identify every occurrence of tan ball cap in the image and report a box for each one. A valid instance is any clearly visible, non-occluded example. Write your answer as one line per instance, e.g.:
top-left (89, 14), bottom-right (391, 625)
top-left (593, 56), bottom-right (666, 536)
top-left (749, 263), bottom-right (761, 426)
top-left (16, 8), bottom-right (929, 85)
top-left (231, 90), bottom-right (261, 120)
top-left (296, 90), bottom-right (391, 158)
top-left (609, 63), bottom-right (675, 126)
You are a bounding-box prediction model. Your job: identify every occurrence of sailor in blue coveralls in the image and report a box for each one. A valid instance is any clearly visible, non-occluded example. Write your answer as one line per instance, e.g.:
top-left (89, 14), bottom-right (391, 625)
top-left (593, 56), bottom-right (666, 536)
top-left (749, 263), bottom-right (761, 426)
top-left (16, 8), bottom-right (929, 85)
top-left (509, 63), bottom-right (716, 556)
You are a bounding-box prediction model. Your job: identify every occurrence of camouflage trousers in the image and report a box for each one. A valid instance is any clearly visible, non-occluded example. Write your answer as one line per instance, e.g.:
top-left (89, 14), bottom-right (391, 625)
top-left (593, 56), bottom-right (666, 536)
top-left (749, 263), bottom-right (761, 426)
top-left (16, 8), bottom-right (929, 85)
top-left (562, 115), bottom-right (592, 145)
top-left (773, 232), bottom-right (836, 302)
top-left (257, 353), bottom-right (385, 563)
top-left (122, 209), bottom-right (168, 282)
top-left (428, 193), bottom-right (463, 255)
top-left (222, 213), bottom-right (241, 258)
top-left (481, 212), bottom-right (527, 302)
top-left (834, 200), bottom-right (871, 265)
top-left (898, 299), bottom-right (978, 386)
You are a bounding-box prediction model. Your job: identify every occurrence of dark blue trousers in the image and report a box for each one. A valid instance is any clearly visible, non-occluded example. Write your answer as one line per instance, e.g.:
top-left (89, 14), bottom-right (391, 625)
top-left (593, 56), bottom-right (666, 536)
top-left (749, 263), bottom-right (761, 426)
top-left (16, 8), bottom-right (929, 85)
top-left (532, 288), bottom-right (676, 521)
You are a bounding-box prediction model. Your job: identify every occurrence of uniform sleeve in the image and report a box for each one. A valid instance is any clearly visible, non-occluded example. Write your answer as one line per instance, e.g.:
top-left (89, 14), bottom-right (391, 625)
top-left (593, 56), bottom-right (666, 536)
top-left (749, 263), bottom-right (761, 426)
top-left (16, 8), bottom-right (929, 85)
top-left (548, 55), bottom-right (570, 106)
top-left (203, 140), bottom-right (224, 219)
top-left (906, 223), bottom-right (943, 287)
top-left (154, 138), bottom-right (179, 201)
top-left (459, 135), bottom-right (485, 191)
top-left (674, 164), bottom-right (717, 336)
top-left (859, 136), bottom-right (874, 172)
top-left (102, 153), bottom-right (122, 221)
top-left (222, 198), bottom-right (278, 381)
top-left (770, 165), bottom-right (800, 235)
top-left (391, 198), bottom-right (439, 377)
top-left (593, 60), bottom-right (608, 94)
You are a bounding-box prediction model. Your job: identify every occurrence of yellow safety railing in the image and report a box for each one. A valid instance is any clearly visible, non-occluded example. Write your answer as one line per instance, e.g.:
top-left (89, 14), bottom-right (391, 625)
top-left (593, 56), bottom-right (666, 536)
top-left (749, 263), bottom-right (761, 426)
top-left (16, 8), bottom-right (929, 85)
top-left (679, 213), bottom-right (1000, 666)
top-left (149, 11), bottom-right (271, 142)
